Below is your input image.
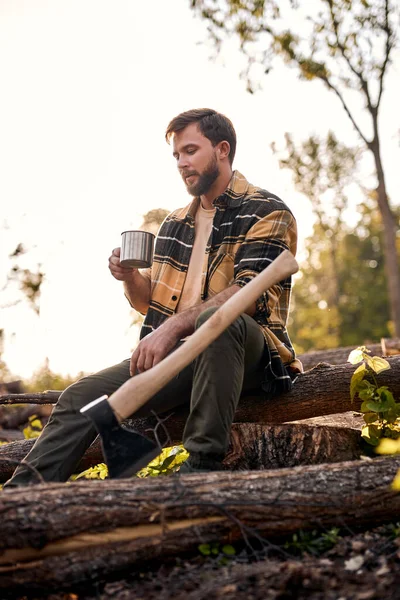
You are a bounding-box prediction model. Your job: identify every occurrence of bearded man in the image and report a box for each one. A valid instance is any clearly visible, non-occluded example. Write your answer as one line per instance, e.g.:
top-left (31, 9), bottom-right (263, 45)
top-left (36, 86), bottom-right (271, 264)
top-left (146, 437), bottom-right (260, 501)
top-left (5, 108), bottom-right (301, 486)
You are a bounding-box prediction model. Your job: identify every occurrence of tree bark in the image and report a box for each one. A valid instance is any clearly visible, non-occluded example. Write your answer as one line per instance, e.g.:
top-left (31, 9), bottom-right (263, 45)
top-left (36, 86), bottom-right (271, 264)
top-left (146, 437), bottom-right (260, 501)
top-left (1, 356), bottom-right (400, 482)
top-left (1, 456), bottom-right (400, 591)
top-left (0, 420), bottom-right (363, 483)
top-left (370, 125), bottom-right (400, 338)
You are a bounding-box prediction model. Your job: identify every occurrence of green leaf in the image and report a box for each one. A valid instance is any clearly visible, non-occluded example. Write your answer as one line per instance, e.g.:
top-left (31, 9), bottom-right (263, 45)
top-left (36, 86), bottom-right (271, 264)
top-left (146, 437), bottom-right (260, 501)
top-left (350, 363), bottom-right (366, 400)
top-left (363, 412), bottom-right (379, 424)
top-left (198, 544), bottom-right (211, 556)
top-left (222, 544), bottom-right (236, 556)
top-left (365, 400), bottom-right (383, 413)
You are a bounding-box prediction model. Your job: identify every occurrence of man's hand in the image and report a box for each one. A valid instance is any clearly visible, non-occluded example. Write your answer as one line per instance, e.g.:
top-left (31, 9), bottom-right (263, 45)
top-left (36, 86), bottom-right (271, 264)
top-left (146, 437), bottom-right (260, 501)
top-left (130, 318), bottom-right (183, 375)
top-left (109, 247), bottom-right (137, 282)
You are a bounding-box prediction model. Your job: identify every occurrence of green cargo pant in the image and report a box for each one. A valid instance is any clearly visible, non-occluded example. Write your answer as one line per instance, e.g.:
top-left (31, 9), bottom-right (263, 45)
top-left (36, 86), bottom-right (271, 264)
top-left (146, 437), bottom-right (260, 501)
top-left (5, 307), bottom-right (266, 486)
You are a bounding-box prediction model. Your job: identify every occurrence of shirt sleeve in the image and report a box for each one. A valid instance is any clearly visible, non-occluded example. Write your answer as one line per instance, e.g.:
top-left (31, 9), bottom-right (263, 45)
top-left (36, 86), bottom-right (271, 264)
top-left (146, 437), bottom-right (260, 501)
top-left (233, 209), bottom-right (297, 318)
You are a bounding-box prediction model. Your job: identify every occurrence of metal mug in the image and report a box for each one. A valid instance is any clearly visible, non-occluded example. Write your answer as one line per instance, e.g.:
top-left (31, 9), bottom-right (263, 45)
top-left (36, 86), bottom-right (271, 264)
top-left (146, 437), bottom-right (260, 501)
top-left (120, 230), bottom-right (155, 268)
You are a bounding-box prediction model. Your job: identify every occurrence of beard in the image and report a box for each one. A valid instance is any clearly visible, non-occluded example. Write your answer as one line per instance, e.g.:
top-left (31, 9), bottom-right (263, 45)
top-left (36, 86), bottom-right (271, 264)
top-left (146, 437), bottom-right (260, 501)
top-left (182, 153), bottom-right (220, 197)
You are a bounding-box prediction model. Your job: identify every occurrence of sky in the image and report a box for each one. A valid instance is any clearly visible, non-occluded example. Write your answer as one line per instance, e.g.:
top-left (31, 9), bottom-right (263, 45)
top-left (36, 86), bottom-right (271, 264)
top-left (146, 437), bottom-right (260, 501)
top-left (0, 0), bottom-right (399, 379)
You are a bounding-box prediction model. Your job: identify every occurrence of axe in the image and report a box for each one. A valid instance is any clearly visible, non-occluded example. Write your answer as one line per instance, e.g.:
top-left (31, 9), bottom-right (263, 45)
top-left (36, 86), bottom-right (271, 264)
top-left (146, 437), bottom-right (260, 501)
top-left (81, 249), bottom-right (298, 477)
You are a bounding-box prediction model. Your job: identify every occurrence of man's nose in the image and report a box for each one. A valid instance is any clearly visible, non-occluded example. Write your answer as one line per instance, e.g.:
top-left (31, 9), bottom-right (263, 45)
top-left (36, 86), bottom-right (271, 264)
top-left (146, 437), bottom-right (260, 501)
top-left (178, 154), bottom-right (189, 169)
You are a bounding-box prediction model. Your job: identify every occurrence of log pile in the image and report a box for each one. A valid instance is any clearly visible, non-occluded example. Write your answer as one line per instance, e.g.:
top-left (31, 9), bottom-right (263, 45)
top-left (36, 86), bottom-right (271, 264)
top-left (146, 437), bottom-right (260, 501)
top-left (1, 456), bottom-right (400, 591)
top-left (1, 354), bottom-right (400, 593)
top-left (1, 356), bottom-right (399, 482)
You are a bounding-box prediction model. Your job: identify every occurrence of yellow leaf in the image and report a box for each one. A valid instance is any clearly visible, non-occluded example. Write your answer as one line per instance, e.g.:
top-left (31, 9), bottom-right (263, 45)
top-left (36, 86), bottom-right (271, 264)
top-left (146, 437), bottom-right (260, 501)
top-left (75, 463), bottom-right (108, 480)
top-left (369, 356), bottom-right (391, 374)
top-left (392, 469), bottom-right (400, 491)
top-left (350, 363), bottom-right (366, 400)
top-left (376, 438), bottom-right (400, 455)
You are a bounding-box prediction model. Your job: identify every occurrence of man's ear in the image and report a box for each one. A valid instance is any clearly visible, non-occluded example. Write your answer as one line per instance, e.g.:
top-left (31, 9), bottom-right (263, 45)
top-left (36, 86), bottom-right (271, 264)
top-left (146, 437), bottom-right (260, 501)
top-left (217, 140), bottom-right (231, 160)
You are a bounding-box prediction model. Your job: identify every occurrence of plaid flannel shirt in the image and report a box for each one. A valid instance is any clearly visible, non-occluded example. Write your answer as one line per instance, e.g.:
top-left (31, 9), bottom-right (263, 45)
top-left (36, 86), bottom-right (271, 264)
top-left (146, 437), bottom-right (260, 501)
top-left (139, 171), bottom-right (301, 396)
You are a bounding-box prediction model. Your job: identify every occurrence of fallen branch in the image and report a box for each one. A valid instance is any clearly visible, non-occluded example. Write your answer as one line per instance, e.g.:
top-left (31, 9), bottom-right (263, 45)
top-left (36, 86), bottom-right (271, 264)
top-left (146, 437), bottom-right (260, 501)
top-left (1, 456), bottom-right (400, 590)
top-left (299, 338), bottom-right (400, 370)
top-left (0, 391), bottom-right (60, 405)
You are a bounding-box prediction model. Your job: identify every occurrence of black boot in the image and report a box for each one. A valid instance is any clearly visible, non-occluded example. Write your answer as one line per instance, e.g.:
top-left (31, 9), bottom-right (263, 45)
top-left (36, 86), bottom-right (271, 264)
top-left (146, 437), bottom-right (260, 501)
top-left (179, 451), bottom-right (225, 474)
top-left (80, 395), bottom-right (160, 479)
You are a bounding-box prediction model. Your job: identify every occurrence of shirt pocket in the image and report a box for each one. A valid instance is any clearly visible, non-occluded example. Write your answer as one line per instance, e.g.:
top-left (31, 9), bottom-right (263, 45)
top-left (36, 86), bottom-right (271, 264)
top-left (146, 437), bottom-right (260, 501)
top-left (206, 253), bottom-right (235, 297)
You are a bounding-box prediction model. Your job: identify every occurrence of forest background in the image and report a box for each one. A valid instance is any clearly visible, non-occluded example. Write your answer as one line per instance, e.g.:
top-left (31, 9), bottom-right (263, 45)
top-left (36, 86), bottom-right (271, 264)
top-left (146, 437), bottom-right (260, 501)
top-left (0, 0), bottom-right (399, 392)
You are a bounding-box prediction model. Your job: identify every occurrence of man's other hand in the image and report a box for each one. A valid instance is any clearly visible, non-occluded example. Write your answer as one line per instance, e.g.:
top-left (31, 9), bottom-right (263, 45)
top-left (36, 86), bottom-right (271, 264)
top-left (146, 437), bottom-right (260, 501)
top-left (109, 247), bottom-right (136, 281)
top-left (130, 319), bottom-right (182, 375)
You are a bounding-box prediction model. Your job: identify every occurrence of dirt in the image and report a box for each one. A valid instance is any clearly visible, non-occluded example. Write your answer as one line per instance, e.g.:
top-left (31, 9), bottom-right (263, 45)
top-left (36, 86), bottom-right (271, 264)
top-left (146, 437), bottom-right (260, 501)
top-left (10, 522), bottom-right (400, 600)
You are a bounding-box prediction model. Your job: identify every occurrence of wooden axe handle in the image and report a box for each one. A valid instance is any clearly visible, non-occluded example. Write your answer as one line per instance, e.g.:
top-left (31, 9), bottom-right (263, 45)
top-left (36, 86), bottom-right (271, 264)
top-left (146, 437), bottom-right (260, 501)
top-left (110, 250), bottom-right (298, 419)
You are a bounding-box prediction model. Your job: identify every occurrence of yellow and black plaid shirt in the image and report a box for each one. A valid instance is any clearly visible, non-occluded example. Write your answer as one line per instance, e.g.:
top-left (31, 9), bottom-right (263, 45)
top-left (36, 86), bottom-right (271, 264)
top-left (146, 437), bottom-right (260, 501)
top-left (140, 171), bottom-right (301, 396)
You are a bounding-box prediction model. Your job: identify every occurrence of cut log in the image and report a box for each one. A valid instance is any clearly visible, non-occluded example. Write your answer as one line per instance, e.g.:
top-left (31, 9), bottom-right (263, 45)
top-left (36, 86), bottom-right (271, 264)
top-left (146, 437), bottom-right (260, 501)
top-left (1, 455), bottom-right (400, 591)
top-left (224, 422), bottom-right (362, 470)
top-left (1, 356), bottom-right (400, 423)
top-left (299, 338), bottom-right (400, 370)
top-left (0, 421), bottom-right (363, 483)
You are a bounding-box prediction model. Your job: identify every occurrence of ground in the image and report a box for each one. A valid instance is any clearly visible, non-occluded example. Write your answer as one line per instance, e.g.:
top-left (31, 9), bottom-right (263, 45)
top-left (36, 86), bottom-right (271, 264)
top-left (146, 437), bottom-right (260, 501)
top-left (10, 523), bottom-right (400, 600)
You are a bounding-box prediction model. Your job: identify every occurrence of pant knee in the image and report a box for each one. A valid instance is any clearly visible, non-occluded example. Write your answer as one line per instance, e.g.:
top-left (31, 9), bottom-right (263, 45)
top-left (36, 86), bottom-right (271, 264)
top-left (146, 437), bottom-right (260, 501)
top-left (195, 306), bottom-right (219, 329)
top-left (195, 306), bottom-right (245, 342)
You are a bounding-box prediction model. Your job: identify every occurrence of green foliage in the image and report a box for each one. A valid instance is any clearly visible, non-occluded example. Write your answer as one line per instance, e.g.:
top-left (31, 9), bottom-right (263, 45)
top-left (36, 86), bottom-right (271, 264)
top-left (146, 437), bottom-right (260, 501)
top-left (284, 527), bottom-right (341, 556)
top-left (190, 0), bottom-right (399, 105)
top-left (383, 522), bottom-right (400, 539)
top-left (348, 346), bottom-right (400, 445)
top-left (290, 204), bottom-right (393, 354)
top-left (198, 542), bottom-right (236, 565)
top-left (192, 0), bottom-right (400, 337)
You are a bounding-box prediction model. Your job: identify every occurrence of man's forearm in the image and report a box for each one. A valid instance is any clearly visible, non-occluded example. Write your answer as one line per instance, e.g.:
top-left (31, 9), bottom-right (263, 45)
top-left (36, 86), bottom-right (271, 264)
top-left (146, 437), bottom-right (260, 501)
top-left (168, 285), bottom-right (256, 340)
top-left (123, 270), bottom-right (151, 314)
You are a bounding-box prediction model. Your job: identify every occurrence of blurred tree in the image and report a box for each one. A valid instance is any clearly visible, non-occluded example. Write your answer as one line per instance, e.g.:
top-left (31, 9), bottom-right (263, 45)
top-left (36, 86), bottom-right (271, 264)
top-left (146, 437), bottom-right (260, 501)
top-left (140, 208), bottom-right (169, 235)
top-left (0, 329), bottom-right (14, 383)
top-left (190, 0), bottom-right (400, 335)
top-left (273, 131), bottom-right (360, 314)
top-left (24, 358), bottom-right (87, 393)
top-left (1, 243), bottom-right (44, 315)
top-left (290, 203), bottom-right (393, 353)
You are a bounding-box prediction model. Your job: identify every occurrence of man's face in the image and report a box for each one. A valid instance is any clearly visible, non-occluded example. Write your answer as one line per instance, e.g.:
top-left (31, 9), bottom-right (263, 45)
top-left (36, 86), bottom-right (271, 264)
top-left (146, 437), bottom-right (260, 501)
top-left (172, 123), bottom-right (220, 197)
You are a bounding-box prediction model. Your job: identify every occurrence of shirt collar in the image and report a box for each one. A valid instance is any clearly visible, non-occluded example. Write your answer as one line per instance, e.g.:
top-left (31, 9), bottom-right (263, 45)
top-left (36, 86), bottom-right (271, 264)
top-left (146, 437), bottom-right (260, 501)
top-left (213, 170), bottom-right (250, 208)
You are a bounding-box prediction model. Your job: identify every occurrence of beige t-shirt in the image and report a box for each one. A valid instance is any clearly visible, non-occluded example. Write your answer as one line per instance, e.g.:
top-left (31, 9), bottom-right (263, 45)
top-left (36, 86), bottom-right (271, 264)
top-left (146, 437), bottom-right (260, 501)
top-left (176, 203), bottom-right (216, 313)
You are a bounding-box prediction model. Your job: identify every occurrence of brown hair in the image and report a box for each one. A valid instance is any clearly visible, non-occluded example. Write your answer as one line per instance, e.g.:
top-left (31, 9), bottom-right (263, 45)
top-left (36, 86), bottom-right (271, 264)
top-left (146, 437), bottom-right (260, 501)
top-left (165, 108), bottom-right (237, 165)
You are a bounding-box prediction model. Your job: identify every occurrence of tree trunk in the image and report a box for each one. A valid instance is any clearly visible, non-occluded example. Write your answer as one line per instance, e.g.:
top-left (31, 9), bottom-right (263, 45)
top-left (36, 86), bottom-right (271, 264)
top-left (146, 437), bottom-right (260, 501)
top-left (1, 456), bottom-right (400, 591)
top-left (370, 132), bottom-right (400, 337)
